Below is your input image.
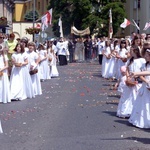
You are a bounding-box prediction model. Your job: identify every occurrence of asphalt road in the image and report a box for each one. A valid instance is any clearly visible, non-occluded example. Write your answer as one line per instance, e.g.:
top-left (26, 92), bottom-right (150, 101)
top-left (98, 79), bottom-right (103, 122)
top-left (0, 61), bottom-right (150, 150)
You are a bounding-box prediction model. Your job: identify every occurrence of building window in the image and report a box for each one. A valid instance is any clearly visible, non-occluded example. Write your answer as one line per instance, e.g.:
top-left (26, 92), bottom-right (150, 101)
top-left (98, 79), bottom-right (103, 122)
top-left (38, 2), bottom-right (40, 10)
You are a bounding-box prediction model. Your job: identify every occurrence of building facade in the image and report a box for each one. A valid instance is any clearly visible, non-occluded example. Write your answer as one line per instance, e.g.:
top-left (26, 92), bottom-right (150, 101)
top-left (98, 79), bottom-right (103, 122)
top-left (0, 0), bottom-right (14, 33)
top-left (13, 0), bottom-right (53, 41)
top-left (14, 0), bottom-right (49, 22)
top-left (125, 0), bottom-right (150, 35)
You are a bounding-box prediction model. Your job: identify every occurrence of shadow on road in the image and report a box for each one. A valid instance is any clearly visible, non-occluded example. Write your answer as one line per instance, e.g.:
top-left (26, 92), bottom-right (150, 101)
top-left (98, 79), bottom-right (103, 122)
top-left (125, 136), bottom-right (150, 145)
top-left (102, 110), bottom-right (117, 117)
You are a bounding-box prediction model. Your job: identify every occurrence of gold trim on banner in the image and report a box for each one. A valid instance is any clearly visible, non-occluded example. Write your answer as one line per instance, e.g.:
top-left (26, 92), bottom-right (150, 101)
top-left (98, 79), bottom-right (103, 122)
top-left (71, 26), bottom-right (90, 36)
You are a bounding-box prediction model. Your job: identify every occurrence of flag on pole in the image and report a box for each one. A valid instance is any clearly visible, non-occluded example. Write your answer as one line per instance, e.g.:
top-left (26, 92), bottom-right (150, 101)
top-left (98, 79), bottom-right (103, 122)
top-left (143, 22), bottom-right (150, 30)
top-left (41, 8), bottom-right (52, 31)
top-left (132, 19), bottom-right (140, 30)
top-left (108, 9), bottom-right (113, 39)
top-left (58, 16), bottom-right (63, 38)
top-left (120, 18), bottom-right (131, 28)
top-left (41, 14), bottom-right (47, 31)
top-left (47, 8), bottom-right (52, 25)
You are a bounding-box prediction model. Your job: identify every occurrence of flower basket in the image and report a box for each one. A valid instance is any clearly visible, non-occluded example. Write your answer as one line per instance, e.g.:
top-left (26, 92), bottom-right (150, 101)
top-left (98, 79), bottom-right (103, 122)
top-left (0, 17), bottom-right (7, 25)
top-left (25, 27), bottom-right (41, 35)
top-left (125, 79), bottom-right (137, 87)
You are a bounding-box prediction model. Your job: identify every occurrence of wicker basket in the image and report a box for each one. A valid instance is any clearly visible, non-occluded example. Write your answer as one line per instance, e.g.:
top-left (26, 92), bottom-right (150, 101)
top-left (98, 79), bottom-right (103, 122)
top-left (121, 58), bottom-right (127, 63)
top-left (125, 79), bottom-right (137, 87)
top-left (0, 71), bottom-right (3, 77)
top-left (29, 69), bottom-right (38, 75)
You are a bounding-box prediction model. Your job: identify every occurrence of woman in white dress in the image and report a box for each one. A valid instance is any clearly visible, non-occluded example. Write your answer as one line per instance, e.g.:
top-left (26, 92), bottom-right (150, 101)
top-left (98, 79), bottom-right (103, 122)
top-left (0, 46), bottom-right (10, 103)
top-left (47, 43), bottom-right (59, 77)
top-left (116, 45), bottom-right (145, 118)
top-left (10, 43), bottom-right (35, 100)
top-left (107, 39), bottom-right (120, 79)
top-left (101, 40), bottom-right (111, 78)
top-left (37, 43), bottom-right (50, 81)
top-left (26, 42), bottom-right (42, 96)
top-left (129, 46), bottom-right (150, 128)
top-left (115, 40), bottom-right (128, 80)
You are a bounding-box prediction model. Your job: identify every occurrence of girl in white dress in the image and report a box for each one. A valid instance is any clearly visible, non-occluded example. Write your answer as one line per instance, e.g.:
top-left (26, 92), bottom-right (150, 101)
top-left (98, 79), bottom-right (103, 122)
top-left (129, 46), bottom-right (150, 128)
top-left (115, 40), bottom-right (128, 80)
top-left (101, 40), bottom-right (111, 78)
top-left (107, 40), bottom-right (120, 79)
top-left (10, 43), bottom-right (35, 100)
top-left (38, 43), bottom-right (50, 81)
top-left (116, 45), bottom-right (145, 118)
top-left (117, 66), bottom-right (127, 93)
top-left (48, 43), bottom-right (59, 77)
top-left (27, 42), bottom-right (42, 96)
top-left (0, 47), bottom-right (10, 103)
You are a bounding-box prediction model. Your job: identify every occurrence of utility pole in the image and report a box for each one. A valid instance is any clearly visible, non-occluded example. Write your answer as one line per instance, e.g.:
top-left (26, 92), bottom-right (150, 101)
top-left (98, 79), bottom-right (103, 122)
top-left (136, 0), bottom-right (139, 33)
top-left (33, 0), bottom-right (35, 41)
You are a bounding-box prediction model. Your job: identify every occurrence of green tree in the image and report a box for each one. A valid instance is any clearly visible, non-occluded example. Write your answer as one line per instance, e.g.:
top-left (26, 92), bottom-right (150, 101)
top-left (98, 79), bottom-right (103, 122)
top-left (99, 2), bottom-right (126, 36)
top-left (48, 0), bottom-right (126, 37)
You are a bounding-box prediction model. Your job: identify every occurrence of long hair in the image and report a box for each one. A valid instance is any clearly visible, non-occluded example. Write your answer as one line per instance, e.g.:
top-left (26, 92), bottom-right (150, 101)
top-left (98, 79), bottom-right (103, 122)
top-left (127, 45), bottom-right (141, 67)
top-left (14, 43), bottom-right (25, 53)
top-left (141, 42), bottom-right (150, 57)
top-left (120, 40), bottom-right (127, 50)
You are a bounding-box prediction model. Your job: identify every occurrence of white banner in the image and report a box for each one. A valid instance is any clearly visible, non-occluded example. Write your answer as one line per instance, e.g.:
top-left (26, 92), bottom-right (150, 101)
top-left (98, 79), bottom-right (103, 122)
top-left (71, 26), bottom-right (90, 36)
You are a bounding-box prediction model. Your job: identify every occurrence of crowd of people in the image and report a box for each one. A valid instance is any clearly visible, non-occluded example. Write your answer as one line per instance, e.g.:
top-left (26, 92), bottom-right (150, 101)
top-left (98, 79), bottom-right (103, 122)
top-left (0, 32), bottom-right (60, 105)
top-left (99, 32), bottom-right (150, 129)
top-left (0, 31), bottom-right (150, 133)
top-left (0, 33), bottom-right (103, 105)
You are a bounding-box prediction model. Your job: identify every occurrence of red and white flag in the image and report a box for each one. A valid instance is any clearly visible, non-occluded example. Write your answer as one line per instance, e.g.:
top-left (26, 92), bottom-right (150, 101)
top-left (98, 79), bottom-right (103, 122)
top-left (41, 8), bottom-right (52, 31)
top-left (46, 8), bottom-right (52, 25)
top-left (120, 18), bottom-right (131, 28)
top-left (143, 22), bottom-right (150, 30)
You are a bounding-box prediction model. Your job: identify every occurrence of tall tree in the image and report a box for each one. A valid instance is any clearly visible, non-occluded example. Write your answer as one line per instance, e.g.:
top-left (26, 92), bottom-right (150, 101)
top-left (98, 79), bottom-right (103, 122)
top-left (48, 0), bottom-right (126, 37)
top-left (99, 2), bottom-right (126, 36)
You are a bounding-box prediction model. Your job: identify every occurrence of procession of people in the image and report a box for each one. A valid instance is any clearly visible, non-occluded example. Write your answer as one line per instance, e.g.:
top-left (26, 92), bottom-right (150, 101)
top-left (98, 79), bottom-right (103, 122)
top-left (99, 33), bottom-right (150, 129)
top-left (0, 31), bottom-right (150, 133)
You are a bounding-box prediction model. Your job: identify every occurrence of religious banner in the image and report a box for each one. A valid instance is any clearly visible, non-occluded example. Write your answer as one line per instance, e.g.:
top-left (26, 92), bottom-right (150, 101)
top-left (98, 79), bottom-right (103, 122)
top-left (71, 26), bottom-right (90, 36)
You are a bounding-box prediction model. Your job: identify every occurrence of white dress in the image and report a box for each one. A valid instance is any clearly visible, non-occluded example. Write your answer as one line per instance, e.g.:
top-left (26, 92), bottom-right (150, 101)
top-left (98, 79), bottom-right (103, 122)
top-left (112, 45), bottom-right (120, 78)
top-left (117, 75), bottom-right (127, 93)
top-left (0, 54), bottom-right (11, 103)
top-left (48, 51), bottom-right (59, 77)
top-left (128, 63), bottom-right (150, 128)
top-left (116, 58), bottom-right (145, 118)
top-left (115, 48), bottom-right (128, 80)
top-left (107, 49), bottom-right (116, 78)
top-left (27, 50), bottom-right (42, 96)
top-left (38, 50), bottom-right (50, 80)
top-left (102, 46), bottom-right (111, 78)
top-left (10, 52), bottom-right (35, 100)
